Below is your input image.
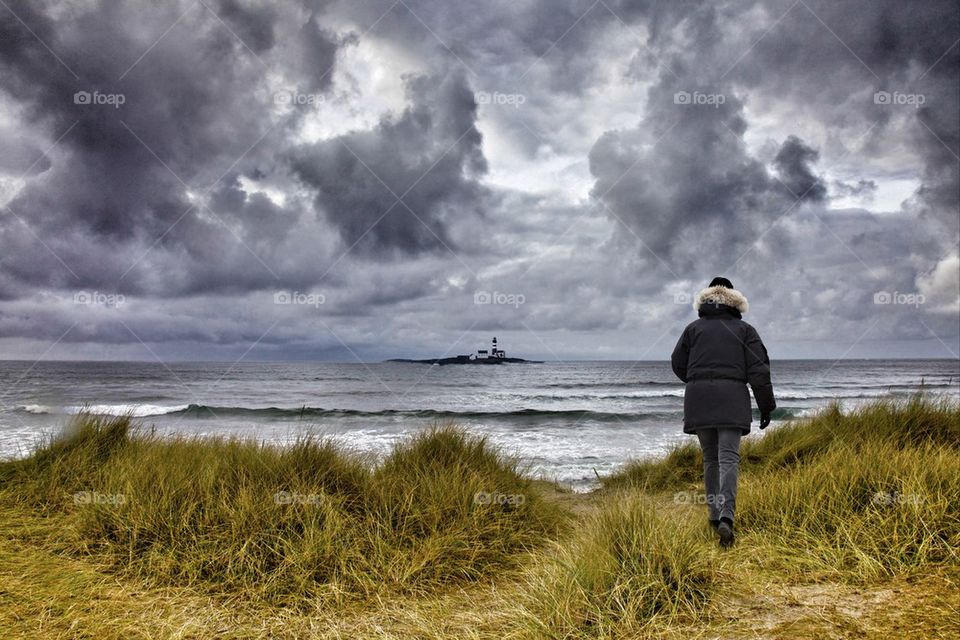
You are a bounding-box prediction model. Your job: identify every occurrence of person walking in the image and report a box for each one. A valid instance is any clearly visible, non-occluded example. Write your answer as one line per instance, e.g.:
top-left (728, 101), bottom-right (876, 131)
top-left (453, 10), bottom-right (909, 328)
top-left (671, 277), bottom-right (776, 548)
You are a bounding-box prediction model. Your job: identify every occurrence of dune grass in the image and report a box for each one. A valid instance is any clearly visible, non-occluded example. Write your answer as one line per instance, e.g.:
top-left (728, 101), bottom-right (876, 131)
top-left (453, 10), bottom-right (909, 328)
top-left (602, 395), bottom-right (959, 491)
top-left (514, 492), bottom-right (715, 638)
top-left (0, 418), bottom-right (564, 605)
top-left (737, 438), bottom-right (960, 580)
top-left (600, 395), bottom-right (960, 583)
top-left (0, 395), bottom-right (958, 638)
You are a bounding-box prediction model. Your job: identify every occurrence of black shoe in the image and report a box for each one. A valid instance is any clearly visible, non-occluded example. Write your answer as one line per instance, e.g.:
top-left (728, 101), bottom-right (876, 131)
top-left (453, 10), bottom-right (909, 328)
top-left (709, 519), bottom-right (720, 531)
top-left (717, 518), bottom-right (735, 548)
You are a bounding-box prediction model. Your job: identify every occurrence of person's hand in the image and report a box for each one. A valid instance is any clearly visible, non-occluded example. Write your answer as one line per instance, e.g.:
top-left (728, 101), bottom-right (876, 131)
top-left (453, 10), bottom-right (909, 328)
top-left (759, 413), bottom-right (771, 430)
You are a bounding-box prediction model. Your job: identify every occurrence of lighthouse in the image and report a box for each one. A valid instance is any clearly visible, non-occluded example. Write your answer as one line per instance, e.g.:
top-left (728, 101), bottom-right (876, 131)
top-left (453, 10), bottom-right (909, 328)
top-left (475, 337), bottom-right (506, 360)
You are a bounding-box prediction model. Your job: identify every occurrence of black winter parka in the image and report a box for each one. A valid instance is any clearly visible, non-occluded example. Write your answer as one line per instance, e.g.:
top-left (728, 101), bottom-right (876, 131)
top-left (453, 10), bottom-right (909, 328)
top-left (671, 286), bottom-right (776, 434)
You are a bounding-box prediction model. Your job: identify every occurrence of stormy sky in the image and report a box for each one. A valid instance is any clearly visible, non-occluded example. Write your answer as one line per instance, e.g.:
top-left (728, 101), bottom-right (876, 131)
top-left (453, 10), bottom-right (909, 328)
top-left (0, 0), bottom-right (957, 361)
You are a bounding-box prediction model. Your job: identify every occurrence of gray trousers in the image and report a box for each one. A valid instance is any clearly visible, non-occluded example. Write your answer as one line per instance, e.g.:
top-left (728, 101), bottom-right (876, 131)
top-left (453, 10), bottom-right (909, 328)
top-left (696, 428), bottom-right (742, 523)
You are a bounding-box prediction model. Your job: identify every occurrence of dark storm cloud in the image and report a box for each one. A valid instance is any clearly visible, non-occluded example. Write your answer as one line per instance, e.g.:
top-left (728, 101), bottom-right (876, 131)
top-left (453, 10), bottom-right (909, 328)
top-left (587, 78), bottom-right (810, 270)
top-left (0, 1), bottom-right (307, 293)
top-left (590, 1), bottom-right (955, 213)
top-left (0, 0), bottom-right (478, 301)
top-left (733, 0), bottom-right (959, 233)
top-left (216, 0), bottom-right (278, 53)
top-left (0, 0), bottom-right (492, 298)
top-left (583, 0), bottom-right (956, 337)
top-left (296, 13), bottom-right (348, 93)
top-left (288, 70), bottom-right (488, 256)
top-left (773, 136), bottom-right (827, 202)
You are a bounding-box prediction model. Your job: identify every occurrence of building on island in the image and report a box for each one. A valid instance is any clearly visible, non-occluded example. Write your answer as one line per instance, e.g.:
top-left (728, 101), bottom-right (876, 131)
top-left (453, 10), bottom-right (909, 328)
top-left (472, 337), bottom-right (506, 360)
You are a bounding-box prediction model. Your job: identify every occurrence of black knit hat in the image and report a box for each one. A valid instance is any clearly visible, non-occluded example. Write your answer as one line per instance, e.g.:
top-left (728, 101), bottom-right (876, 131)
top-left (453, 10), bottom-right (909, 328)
top-left (709, 276), bottom-right (734, 289)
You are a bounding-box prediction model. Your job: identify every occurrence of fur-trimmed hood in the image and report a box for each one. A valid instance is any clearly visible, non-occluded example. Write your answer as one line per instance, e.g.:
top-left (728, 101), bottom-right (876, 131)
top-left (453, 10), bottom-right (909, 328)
top-left (693, 285), bottom-right (749, 315)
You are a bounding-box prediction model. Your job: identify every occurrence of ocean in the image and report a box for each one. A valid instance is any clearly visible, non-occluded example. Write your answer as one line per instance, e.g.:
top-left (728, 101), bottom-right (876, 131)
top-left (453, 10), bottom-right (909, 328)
top-left (1, 359), bottom-right (957, 489)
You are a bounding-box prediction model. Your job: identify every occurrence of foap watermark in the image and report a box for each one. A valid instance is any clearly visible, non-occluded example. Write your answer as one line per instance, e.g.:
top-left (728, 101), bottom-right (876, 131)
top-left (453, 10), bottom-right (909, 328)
top-left (274, 290), bottom-right (325, 308)
top-left (273, 89), bottom-right (325, 107)
top-left (673, 491), bottom-right (726, 506)
top-left (474, 290), bottom-right (525, 308)
top-left (674, 90), bottom-right (725, 108)
top-left (74, 290), bottom-right (125, 307)
top-left (871, 490), bottom-right (923, 507)
top-left (73, 491), bottom-right (126, 505)
top-left (672, 291), bottom-right (725, 306)
top-left (873, 290), bottom-right (925, 307)
top-left (475, 91), bottom-right (526, 108)
top-left (474, 491), bottom-right (526, 506)
top-left (873, 91), bottom-right (925, 108)
top-left (274, 491), bottom-right (325, 506)
top-left (74, 90), bottom-right (125, 108)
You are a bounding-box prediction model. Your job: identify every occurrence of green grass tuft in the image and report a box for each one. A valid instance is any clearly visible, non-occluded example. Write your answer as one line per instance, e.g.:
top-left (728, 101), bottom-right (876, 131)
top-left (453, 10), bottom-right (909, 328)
top-left (517, 492), bottom-right (715, 638)
top-left (364, 425), bottom-right (562, 589)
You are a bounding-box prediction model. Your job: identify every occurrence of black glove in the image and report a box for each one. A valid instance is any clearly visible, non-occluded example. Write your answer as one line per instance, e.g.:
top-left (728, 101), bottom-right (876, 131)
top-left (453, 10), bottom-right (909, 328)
top-left (759, 413), bottom-right (771, 430)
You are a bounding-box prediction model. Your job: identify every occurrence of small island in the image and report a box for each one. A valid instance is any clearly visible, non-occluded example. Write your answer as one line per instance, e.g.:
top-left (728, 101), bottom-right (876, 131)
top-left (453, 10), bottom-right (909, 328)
top-left (387, 337), bottom-right (543, 365)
